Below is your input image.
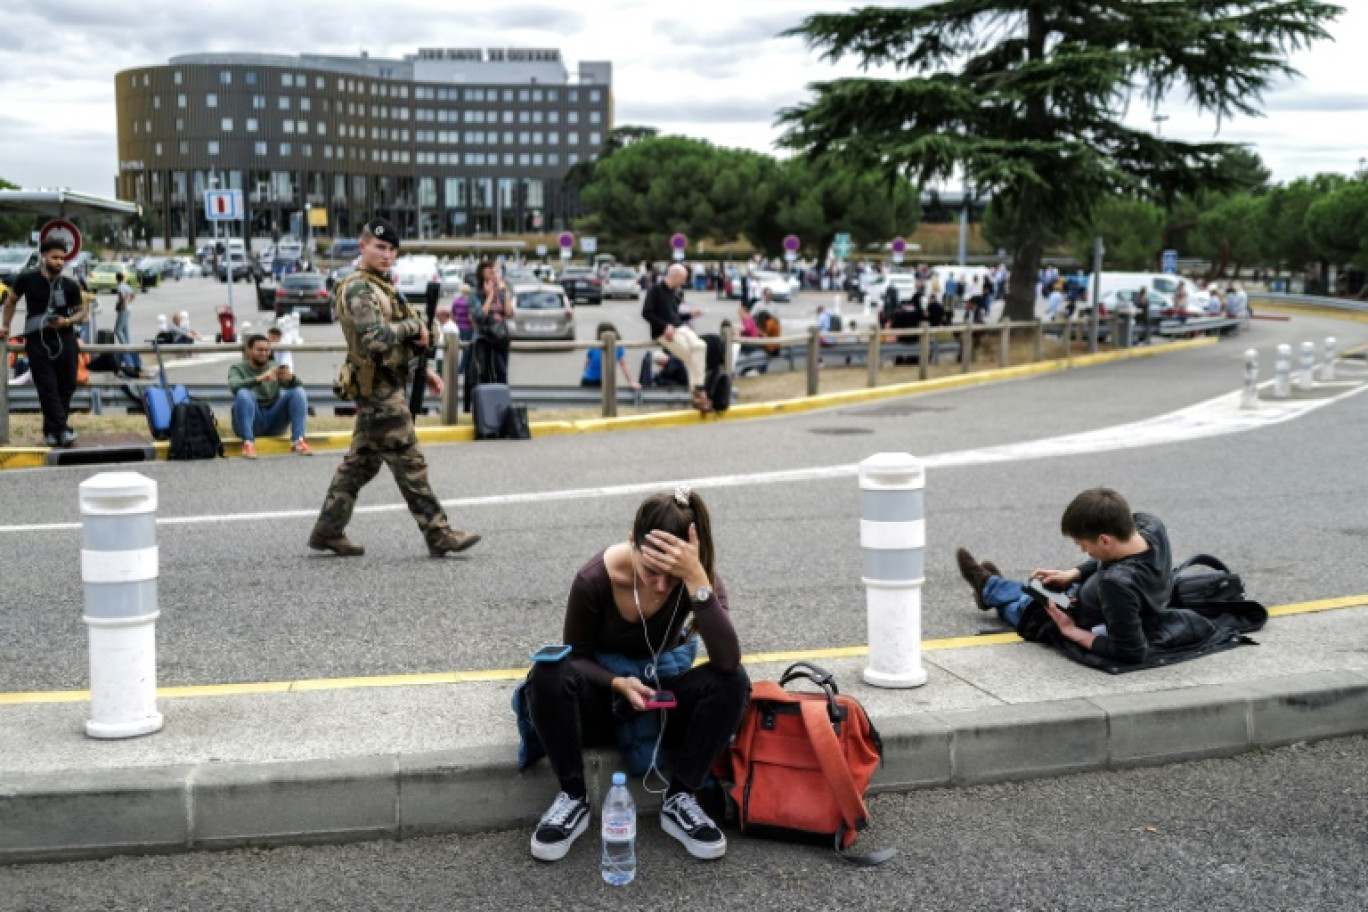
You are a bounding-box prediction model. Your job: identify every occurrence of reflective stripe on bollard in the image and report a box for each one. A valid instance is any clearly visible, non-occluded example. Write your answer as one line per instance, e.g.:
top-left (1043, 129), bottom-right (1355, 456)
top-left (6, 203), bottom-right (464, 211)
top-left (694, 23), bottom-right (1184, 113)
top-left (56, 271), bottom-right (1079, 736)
top-left (1298, 341), bottom-right (1316, 392)
top-left (80, 472), bottom-right (164, 739)
top-left (859, 453), bottom-right (928, 689)
top-left (1240, 349), bottom-right (1259, 410)
top-left (1274, 344), bottom-right (1292, 399)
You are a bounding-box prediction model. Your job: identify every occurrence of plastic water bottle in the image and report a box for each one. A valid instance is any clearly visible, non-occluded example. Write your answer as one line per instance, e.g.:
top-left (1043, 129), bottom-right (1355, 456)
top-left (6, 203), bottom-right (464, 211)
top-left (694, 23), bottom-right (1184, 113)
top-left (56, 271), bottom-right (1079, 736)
top-left (601, 771), bottom-right (636, 886)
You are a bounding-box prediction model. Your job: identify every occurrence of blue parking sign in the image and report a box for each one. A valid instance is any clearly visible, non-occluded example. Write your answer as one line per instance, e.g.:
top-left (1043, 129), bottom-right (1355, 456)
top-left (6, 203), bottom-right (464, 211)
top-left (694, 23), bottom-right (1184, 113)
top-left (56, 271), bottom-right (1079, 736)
top-left (1161, 249), bottom-right (1178, 274)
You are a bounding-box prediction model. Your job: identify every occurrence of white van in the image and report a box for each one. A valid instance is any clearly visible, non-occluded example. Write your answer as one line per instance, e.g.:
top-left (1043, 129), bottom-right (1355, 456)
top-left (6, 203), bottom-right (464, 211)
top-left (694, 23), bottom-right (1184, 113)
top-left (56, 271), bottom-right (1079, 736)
top-left (1096, 272), bottom-right (1207, 317)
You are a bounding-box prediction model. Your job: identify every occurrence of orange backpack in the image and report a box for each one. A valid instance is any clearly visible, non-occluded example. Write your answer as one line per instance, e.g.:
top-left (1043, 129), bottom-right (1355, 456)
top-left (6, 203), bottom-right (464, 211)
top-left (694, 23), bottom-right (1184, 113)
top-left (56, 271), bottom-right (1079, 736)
top-left (715, 662), bottom-right (894, 864)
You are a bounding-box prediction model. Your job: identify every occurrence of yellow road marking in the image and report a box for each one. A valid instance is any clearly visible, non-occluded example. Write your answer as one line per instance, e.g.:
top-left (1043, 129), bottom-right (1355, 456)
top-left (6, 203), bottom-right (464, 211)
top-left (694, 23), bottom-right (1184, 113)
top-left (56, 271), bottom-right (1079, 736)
top-left (1, 595), bottom-right (1361, 707)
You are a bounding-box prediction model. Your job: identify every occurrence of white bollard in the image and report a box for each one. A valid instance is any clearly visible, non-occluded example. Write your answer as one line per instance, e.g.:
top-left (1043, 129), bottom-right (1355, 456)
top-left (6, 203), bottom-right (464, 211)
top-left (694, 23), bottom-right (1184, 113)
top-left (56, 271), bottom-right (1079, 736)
top-left (1322, 336), bottom-right (1337, 381)
top-left (1298, 341), bottom-right (1316, 391)
top-left (859, 453), bottom-right (928, 688)
top-left (80, 472), bottom-right (164, 739)
top-left (157, 314), bottom-right (168, 333)
top-left (1240, 349), bottom-right (1259, 410)
top-left (833, 294), bottom-right (843, 320)
top-left (1274, 344), bottom-right (1292, 398)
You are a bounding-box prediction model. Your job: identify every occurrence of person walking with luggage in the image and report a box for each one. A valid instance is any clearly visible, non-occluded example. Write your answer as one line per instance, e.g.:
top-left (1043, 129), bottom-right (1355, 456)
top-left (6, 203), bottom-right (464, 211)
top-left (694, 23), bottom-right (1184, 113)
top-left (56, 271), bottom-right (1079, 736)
top-left (308, 218), bottom-right (480, 558)
top-left (642, 263), bottom-right (711, 412)
top-left (0, 239), bottom-right (88, 447)
top-left (227, 333), bottom-right (312, 458)
top-left (470, 260), bottom-right (510, 384)
top-left (522, 488), bottom-right (748, 863)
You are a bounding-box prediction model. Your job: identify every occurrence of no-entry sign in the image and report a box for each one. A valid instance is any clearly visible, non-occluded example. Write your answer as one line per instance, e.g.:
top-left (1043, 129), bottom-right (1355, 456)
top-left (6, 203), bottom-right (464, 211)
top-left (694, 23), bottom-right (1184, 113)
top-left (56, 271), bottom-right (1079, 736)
top-left (39, 219), bottom-right (81, 262)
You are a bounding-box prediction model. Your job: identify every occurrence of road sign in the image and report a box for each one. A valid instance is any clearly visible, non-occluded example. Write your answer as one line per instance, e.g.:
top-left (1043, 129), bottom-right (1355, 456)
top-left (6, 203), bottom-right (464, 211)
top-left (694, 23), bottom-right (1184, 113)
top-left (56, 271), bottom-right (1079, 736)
top-left (560, 248), bottom-right (571, 260)
top-left (891, 237), bottom-right (907, 254)
top-left (581, 236), bottom-right (598, 254)
top-left (558, 231), bottom-right (575, 250)
top-left (1162, 249), bottom-right (1178, 274)
top-left (783, 234), bottom-right (800, 253)
top-left (536, 244), bottom-right (548, 257)
top-left (205, 189), bottom-right (244, 221)
top-left (833, 233), bottom-right (852, 259)
top-left (670, 233), bottom-right (687, 251)
top-left (39, 219), bottom-right (81, 262)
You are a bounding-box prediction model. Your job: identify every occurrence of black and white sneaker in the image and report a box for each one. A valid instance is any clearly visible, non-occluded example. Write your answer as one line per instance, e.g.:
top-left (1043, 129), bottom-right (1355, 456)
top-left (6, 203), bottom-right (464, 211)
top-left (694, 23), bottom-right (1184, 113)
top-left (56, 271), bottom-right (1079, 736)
top-left (530, 791), bottom-right (590, 862)
top-left (661, 791), bottom-right (726, 860)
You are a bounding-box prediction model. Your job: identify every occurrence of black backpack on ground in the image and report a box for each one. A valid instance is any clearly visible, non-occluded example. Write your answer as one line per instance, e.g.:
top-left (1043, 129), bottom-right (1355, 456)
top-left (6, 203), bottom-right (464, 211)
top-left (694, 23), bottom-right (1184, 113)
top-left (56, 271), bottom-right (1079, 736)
top-left (168, 400), bottom-right (224, 460)
top-left (1168, 554), bottom-right (1245, 606)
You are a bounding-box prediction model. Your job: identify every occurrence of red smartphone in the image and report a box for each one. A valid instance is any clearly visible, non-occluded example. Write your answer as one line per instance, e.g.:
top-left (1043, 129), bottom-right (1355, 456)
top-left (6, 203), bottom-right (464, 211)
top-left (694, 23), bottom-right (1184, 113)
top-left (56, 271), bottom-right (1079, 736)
top-left (642, 691), bottom-right (677, 710)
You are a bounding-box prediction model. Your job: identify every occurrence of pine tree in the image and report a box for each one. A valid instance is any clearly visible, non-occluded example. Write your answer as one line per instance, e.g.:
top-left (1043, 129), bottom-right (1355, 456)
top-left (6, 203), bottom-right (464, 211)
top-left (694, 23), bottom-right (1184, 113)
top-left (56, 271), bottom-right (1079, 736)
top-left (779, 1), bottom-right (1341, 320)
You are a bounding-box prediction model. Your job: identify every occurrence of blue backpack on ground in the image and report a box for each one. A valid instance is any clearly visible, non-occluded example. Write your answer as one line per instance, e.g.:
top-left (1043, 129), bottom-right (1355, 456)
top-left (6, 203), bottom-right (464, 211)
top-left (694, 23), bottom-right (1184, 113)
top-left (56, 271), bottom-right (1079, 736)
top-left (143, 341), bottom-right (189, 440)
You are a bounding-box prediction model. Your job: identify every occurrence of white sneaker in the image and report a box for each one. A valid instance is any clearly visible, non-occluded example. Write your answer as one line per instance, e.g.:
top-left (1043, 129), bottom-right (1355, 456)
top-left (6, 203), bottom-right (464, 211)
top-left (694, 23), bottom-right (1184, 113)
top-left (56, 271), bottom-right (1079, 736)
top-left (661, 791), bottom-right (726, 860)
top-left (530, 791), bottom-right (590, 862)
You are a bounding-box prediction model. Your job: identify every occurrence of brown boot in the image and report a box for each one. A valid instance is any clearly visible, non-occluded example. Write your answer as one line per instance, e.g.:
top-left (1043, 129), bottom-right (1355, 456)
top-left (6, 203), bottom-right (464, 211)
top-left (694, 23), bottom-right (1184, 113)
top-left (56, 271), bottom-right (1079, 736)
top-left (955, 548), bottom-right (992, 612)
top-left (428, 529), bottom-right (482, 557)
top-left (308, 531), bottom-right (365, 557)
top-left (691, 388), bottom-right (713, 413)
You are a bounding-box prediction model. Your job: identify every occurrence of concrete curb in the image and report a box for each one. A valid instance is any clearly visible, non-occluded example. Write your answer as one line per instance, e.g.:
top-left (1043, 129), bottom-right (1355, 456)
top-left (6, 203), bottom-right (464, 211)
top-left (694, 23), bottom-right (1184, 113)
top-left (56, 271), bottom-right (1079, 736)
top-left (3, 669), bottom-right (1364, 865)
top-left (0, 336), bottom-right (1213, 470)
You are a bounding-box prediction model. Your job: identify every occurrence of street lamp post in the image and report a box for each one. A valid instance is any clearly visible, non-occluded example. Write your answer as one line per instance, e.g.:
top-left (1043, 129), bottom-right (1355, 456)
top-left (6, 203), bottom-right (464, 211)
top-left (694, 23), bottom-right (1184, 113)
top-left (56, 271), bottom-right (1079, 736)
top-left (1153, 114), bottom-right (1169, 137)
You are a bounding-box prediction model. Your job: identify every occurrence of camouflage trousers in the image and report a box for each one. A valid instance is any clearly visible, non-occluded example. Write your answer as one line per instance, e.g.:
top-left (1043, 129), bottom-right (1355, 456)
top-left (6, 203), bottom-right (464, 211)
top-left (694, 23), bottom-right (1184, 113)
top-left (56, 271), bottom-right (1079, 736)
top-left (313, 380), bottom-right (452, 543)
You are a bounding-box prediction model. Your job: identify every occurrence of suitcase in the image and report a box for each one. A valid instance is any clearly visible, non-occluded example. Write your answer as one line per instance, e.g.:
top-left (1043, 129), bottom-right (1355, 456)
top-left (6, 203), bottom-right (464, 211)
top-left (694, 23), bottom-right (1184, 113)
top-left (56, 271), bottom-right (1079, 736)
top-left (472, 383), bottom-right (513, 440)
top-left (144, 341), bottom-right (189, 440)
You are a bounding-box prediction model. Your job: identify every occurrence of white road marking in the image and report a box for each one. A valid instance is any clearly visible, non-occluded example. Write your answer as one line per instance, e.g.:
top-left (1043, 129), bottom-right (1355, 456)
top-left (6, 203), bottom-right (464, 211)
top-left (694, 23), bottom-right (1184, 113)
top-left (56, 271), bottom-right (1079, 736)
top-left (2, 381), bottom-right (1364, 535)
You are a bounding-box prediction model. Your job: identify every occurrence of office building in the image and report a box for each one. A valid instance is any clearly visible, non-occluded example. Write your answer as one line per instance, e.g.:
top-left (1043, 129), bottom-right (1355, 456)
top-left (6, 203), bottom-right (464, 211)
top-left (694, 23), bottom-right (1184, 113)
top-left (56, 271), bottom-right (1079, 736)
top-left (115, 48), bottom-right (613, 250)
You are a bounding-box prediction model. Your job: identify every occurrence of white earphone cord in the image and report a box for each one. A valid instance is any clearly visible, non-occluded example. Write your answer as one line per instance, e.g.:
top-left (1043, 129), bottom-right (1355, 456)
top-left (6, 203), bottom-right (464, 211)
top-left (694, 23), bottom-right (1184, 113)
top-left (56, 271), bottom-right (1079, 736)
top-left (632, 552), bottom-right (684, 796)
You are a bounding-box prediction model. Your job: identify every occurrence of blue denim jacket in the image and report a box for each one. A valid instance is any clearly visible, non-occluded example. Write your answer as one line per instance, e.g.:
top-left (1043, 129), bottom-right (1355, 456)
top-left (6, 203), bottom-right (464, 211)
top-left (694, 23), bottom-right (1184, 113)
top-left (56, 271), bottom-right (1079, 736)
top-left (512, 638), bottom-right (698, 775)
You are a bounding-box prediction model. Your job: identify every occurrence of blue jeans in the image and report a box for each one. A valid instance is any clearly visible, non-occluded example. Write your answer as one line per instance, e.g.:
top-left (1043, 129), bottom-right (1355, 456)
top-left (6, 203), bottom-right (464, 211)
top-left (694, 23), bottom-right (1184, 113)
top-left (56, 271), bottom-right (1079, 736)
top-left (232, 387), bottom-right (308, 443)
top-left (981, 575), bottom-right (1036, 627)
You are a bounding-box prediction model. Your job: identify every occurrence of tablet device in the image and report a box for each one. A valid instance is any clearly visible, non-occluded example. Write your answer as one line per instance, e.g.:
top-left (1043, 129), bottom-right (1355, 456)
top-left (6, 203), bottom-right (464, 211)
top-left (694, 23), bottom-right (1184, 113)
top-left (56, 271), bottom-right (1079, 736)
top-left (1026, 578), bottom-right (1071, 610)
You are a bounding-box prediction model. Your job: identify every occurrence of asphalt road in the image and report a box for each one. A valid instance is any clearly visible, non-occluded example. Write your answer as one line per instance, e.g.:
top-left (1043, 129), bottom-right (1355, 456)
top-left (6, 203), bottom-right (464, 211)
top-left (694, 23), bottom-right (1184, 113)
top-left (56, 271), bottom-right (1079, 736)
top-left (0, 310), bottom-right (1364, 692)
top-left (1, 736), bottom-right (1362, 911)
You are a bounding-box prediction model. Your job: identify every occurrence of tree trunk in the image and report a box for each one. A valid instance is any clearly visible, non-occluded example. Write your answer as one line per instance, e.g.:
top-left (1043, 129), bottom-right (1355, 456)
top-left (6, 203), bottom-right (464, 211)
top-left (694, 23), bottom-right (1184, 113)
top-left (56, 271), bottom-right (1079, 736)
top-left (1006, 239), bottom-right (1042, 322)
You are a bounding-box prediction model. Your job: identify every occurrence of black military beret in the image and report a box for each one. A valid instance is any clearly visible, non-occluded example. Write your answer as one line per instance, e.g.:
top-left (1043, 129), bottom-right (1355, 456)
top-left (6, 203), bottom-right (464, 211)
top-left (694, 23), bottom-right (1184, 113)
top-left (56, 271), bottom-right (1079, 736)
top-left (363, 217), bottom-right (400, 248)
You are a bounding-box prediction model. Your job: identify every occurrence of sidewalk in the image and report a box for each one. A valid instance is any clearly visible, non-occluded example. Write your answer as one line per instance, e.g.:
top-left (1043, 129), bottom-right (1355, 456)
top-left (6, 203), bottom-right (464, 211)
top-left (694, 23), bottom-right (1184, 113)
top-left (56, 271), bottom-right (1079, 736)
top-left (2, 598), bottom-right (1365, 864)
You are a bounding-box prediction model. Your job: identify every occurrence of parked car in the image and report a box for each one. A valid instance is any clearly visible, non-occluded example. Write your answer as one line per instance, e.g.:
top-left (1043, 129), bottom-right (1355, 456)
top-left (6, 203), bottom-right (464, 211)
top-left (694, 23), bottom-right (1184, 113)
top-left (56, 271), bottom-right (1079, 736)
top-left (87, 262), bottom-right (126, 293)
top-left (0, 247), bottom-right (37, 284)
top-left (173, 256), bottom-right (203, 278)
top-left (604, 267), bottom-right (640, 300)
top-left (751, 270), bottom-right (793, 303)
top-left (507, 283), bottom-right (575, 341)
top-left (328, 239), bottom-right (361, 261)
top-left (390, 254), bottom-right (441, 302)
top-left (217, 252), bottom-right (263, 283)
top-left (274, 273), bottom-right (334, 323)
top-left (559, 266), bottom-right (602, 304)
top-left (861, 274), bottom-right (919, 308)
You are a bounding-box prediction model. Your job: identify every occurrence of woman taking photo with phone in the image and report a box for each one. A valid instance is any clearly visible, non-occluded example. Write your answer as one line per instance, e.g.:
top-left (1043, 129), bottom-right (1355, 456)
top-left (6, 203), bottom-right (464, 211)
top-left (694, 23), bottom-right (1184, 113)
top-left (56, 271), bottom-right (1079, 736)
top-left (519, 487), bottom-right (748, 864)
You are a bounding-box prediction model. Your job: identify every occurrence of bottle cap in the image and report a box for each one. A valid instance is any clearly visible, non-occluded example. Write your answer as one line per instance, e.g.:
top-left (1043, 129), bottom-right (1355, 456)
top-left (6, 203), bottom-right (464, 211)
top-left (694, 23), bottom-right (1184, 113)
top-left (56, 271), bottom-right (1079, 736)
top-left (612, 772), bottom-right (626, 786)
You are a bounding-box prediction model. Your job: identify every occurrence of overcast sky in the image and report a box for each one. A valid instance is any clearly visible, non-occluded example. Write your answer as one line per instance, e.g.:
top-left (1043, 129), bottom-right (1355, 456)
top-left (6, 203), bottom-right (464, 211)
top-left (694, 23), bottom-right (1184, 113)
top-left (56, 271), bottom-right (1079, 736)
top-left (2, 0), bottom-right (1363, 197)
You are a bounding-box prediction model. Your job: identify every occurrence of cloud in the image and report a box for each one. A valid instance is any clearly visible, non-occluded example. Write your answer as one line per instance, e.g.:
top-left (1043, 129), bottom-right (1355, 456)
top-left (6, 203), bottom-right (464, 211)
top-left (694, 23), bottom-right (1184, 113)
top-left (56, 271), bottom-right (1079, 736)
top-left (622, 95), bottom-right (791, 125)
top-left (1264, 90), bottom-right (1368, 114)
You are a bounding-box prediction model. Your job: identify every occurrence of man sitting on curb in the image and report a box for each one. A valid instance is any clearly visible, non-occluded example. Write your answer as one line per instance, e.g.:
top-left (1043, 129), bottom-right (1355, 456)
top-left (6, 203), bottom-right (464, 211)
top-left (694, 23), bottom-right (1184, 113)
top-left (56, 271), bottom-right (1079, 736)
top-left (954, 487), bottom-right (1171, 666)
top-left (227, 333), bottom-right (312, 458)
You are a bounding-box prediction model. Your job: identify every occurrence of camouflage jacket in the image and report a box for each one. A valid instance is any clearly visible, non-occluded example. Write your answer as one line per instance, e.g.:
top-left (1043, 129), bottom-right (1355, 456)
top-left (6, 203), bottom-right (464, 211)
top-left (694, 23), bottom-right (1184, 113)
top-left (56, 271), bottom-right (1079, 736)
top-left (334, 267), bottom-right (423, 375)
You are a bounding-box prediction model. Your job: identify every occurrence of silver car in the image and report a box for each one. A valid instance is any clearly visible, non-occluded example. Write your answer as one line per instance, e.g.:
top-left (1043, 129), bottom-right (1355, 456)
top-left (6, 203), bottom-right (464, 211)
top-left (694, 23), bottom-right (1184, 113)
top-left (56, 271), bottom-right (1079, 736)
top-left (507, 283), bottom-right (576, 342)
top-left (604, 267), bottom-right (640, 299)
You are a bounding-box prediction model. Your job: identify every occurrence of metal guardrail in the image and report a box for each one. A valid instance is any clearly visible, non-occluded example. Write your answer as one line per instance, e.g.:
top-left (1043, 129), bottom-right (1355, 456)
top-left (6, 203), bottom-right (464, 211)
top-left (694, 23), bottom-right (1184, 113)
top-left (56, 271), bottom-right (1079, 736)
top-left (1248, 292), bottom-right (1368, 314)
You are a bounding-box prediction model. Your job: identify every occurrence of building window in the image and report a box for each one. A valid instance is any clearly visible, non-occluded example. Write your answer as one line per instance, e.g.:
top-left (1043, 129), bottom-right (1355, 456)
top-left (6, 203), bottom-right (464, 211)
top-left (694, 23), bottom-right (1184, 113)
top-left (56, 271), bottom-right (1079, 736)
top-left (175, 118), bottom-right (184, 131)
top-left (568, 132), bottom-right (579, 145)
top-left (567, 111), bottom-right (578, 124)
top-left (548, 131), bottom-right (559, 144)
top-left (317, 122), bottom-right (326, 135)
top-left (301, 98), bottom-right (311, 112)
top-left (533, 131), bottom-right (543, 144)
top-left (590, 111), bottom-right (601, 124)
top-left (220, 70), bottom-right (232, 85)
top-left (324, 146), bottom-right (333, 159)
top-left (518, 153), bottom-right (530, 165)
top-left (179, 141), bottom-right (189, 154)
top-left (145, 120), bottom-right (151, 132)
top-left (255, 141), bottom-right (267, 155)
top-left (549, 111), bottom-right (559, 124)
top-left (548, 153), bottom-right (559, 165)
top-left (532, 111), bottom-right (543, 124)
top-left (174, 71), bottom-right (182, 85)
top-left (282, 73), bottom-right (294, 87)
top-left (155, 142), bottom-right (163, 156)
top-left (518, 132), bottom-right (530, 145)
top-left (445, 177), bottom-right (467, 207)
top-left (283, 120), bottom-right (295, 134)
top-left (532, 153), bottom-right (544, 166)
top-left (245, 71), bottom-right (257, 85)
top-left (301, 144), bottom-right (312, 157)
top-left (548, 89), bottom-right (558, 101)
top-left (208, 141), bottom-right (220, 155)
top-left (221, 117), bottom-right (233, 131)
top-left (501, 89), bottom-right (513, 102)
top-left (316, 76), bottom-right (325, 90)
top-left (519, 111), bottom-right (529, 124)
top-left (247, 118), bottom-right (258, 132)
top-left (280, 142), bottom-right (292, 156)
top-left (503, 131), bottom-right (514, 144)
top-left (206, 93), bottom-right (218, 108)
top-left (569, 89), bottom-right (579, 102)
top-left (590, 132), bottom-right (601, 145)
top-left (590, 90), bottom-right (602, 102)
top-left (298, 120), bottom-right (309, 134)
top-left (487, 130), bottom-right (498, 144)
top-left (532, 89), bottom-right (544, 102)
top-left (177, 93), bottom-right (186, 108)
top-left (279, 97), bottom-right (291, 110)
top-left (503, 153), bottom-right (514, 165)
top-left (253, 95), bottom-right (265, 109)
top-left (153, 95), bottom-right (161, 109)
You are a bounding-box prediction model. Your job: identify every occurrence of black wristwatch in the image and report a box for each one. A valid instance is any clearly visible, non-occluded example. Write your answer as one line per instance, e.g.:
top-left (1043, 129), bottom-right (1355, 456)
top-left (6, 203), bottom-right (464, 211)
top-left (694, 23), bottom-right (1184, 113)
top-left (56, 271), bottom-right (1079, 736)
top-left (691, 585), bottom-right (713, 604)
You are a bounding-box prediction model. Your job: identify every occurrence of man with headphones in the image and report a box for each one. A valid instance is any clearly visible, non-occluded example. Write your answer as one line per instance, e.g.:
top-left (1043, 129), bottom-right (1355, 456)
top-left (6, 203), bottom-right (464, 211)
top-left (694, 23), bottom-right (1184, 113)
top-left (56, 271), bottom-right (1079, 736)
top-left (0, 239), bottom-right (88, 447)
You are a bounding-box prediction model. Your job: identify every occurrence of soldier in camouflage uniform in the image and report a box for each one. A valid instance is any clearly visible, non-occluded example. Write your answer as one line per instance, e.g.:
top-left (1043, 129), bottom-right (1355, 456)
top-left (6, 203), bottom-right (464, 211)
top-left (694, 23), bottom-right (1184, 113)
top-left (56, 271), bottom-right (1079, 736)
top-left (309, 217), bottom-right (480, 558)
